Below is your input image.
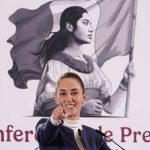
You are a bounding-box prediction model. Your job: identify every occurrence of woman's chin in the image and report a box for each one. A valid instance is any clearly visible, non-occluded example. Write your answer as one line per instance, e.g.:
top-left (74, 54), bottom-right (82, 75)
top-left (65, 111), bottom-right (79, 119)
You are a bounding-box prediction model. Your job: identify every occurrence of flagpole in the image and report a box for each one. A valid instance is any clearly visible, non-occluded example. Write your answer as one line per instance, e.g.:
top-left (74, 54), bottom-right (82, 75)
top-left (124, 0), bottom-right (138, 118)
top-left (124, 47), bottom-right (133, 118)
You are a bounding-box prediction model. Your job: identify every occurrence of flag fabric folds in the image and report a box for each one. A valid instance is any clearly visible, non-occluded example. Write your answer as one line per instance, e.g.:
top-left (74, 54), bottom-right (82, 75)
top-left (7, 2), bottom-right (53, 88)
top-left (95, 0), bottom-right (137, 67)
top-left (7, 0), bottom-right (137, 88)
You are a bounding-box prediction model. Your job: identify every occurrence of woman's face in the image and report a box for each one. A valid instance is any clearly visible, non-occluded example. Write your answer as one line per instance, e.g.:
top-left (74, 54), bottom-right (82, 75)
top-left (73, 12), bottom-right (93, 44)
top-left (55, 78), bottom-right (85, 120)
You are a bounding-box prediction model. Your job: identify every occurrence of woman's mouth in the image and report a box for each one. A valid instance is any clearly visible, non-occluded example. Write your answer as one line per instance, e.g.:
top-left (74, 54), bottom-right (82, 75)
top-left (88, 34), bottom-right (93, 39)
top-left (65, 104), bottom-right (75, 109)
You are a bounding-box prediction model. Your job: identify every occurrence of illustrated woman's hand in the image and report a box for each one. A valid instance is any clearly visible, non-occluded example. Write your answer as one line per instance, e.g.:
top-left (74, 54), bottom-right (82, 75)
top-left (122, 61), bottom-right (135, 87)
top-left (81, 99), bottom-right (103, 115)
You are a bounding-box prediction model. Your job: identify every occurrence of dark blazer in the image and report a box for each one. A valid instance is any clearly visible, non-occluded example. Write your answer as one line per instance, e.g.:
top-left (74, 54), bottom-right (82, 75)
top-left (36, 118), bottom-right (111, 150)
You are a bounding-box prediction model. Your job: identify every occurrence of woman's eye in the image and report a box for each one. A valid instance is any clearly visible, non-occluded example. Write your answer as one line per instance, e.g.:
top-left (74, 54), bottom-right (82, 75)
top-left (83, 22), bottom-right (88, 25)
top-left (71, 92), bottom-right (78, 96)
top-left (60, 93), bottom-right (66, 96)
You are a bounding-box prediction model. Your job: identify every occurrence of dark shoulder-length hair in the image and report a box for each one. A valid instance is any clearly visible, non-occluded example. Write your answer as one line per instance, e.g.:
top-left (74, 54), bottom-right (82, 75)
top-left (41, 6), bottom-right (87, 65)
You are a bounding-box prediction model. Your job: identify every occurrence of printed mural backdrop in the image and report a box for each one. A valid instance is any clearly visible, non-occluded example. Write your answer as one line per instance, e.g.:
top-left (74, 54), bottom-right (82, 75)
top-left (0, 0), bottom-right (150, 149)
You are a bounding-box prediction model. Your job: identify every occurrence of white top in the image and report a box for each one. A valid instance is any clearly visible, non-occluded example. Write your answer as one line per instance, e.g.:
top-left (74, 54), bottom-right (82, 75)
top-left (36, 56), bottom-right (112, 103)
top-left (50, 116), bottom-right (84, 150)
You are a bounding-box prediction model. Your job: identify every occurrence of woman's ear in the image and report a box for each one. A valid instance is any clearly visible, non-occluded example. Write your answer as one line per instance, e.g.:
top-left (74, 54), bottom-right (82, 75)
top-left (82, 93), bottom-right (86, 104)
top-left (65, 22), bottom-right (73, 32)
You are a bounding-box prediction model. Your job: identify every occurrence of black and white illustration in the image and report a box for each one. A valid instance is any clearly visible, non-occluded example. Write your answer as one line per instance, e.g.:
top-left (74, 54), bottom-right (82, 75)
top-left (7, 0), bottom-right (137, 117)
top-left (2, 0), bottom-right (150, 149)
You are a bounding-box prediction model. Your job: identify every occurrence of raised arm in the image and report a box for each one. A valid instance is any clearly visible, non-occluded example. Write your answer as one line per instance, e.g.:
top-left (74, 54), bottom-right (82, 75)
top-left (103, 61), bottom-right (135, 114)
top-left (36, 118), bottom-right (60, 146)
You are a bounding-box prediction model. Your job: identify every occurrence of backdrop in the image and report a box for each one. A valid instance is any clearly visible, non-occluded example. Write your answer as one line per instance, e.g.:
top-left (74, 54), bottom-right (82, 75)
top-left (0, 0), bottom-right (150, 149)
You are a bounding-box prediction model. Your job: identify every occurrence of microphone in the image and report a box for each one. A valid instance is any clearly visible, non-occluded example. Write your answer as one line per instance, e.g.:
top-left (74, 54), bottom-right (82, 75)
top-left (95, 130), bottom-right (125, 150)
top-left (60, 120), bottom-right (64, 125)
top-left (78, 129), bottom-right (81, 136)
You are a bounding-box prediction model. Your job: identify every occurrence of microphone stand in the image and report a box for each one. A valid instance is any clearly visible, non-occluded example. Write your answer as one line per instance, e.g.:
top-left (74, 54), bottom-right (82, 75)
top-left (96, 130), bottom-right (125, 150)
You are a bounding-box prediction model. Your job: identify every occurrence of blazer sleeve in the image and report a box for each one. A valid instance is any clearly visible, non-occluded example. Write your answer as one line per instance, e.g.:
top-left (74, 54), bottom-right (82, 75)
top-left (100, 141), bottom-right (111, 150)
top-left (36, 118), bottom-right (61, 146)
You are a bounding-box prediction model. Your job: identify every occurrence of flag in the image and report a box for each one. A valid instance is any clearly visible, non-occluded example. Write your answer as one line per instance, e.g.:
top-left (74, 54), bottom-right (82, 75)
top-left (7, 2), bottom-right (53, 88)
top-left (7, 0), bottom-right (137, 88)
top-left (95, 0), bottom-right (137, 67)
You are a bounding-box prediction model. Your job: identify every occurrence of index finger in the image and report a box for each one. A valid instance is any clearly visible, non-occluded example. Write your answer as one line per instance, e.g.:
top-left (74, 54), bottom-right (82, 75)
top-left (58, 103), bottom-right (66, 115)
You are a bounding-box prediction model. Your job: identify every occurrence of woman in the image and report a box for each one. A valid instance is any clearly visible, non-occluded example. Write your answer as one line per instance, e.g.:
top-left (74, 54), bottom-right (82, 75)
top-left (35, 72), bottom-right (111, 150)
top-left (33, 6), bottom-right (134, 117)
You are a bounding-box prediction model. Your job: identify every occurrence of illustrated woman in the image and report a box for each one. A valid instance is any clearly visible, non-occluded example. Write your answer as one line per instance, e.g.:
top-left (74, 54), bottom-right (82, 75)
top-left (33, 6), bottom-right (134, 116)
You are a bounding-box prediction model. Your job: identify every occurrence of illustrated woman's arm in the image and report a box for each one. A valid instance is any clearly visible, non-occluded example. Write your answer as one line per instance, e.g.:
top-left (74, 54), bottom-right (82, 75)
top-left (36, 64), bottom-right (49, 98)
top-left (103, 62), bottom-right (135, 114)
top-left (34, 60), bottom-right (70, 116)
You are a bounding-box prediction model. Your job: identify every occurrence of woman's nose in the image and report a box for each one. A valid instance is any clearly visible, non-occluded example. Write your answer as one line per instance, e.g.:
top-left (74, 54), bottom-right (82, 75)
top-left (66, 94), bottom-right (73, 101)
top-left (89, 24), bottom-right (95, 32)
